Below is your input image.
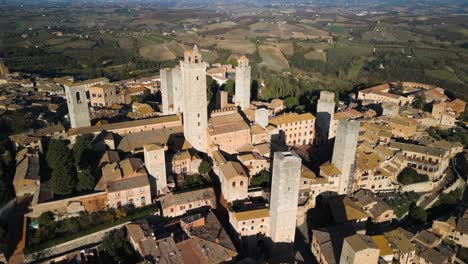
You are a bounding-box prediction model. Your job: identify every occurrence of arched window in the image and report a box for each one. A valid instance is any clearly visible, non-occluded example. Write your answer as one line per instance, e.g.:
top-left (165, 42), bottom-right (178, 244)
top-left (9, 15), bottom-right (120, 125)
top-left (76, 92), bottom-right (82, 104)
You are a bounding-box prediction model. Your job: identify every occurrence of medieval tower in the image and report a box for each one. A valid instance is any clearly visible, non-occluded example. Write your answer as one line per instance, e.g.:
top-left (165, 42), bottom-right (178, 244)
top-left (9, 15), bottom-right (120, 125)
top-left (64, 83), bottom-right (91, 128)
top-left (235, 56), bottom-right (251, 110)
top-left (180, 45), bottom-right (208, 152)
top-left (144, 144), bottom-right (167, 196)
top-left (172, 67), bottom-right (183, 113)
top-left (332, 119), bottom-right (360, 195)
top-left (160, 68), bottom-right (174, 115)
top-left (316, 91), bottom-right (335, 144)
top-left (269, 151), bottom-right (302, 243)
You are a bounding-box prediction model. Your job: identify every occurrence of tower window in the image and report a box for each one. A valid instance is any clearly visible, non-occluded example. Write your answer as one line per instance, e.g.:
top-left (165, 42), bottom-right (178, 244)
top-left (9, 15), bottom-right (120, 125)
top-left (76, 92), bottom-right (82, 104)
top-left (196, 76), bottom-right (199, 80)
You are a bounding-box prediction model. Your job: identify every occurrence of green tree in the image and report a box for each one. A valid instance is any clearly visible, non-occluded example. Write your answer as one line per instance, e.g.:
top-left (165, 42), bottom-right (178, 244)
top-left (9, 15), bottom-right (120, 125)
top-left (72, 134), bottom-right (95, 169)
top-left (250, 169), bottom-right (270, 188)
top-left (46, 140), bottom-right (73, 171)
top-left (76, 168), bottom-right (96, 192)
top-left (409, 203), bottom-right (427, 223)
top-left (224, 79), bottom-right (235, 96)
top-left (198, 160), bottom-right (211, 175)
top-left (37, 211), bottom-right (55, 227)
top-left (10, 109), bottom-right (35, 134)
top-left (284, 96), bottom-right (299, 109)
top-left (397, 168), bottom-right (429, 185)
top-left (413, 93), bottom-right (426, 110)
top-left (102, 228), bottom-right (132, 263)
top-left (50, 163), bottom-right (77, 195)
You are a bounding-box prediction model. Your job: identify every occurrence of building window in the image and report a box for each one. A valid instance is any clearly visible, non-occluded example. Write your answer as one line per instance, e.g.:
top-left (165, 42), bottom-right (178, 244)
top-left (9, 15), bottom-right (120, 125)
top-left (232, 182), bottom-right (236, 187)
top-left (240, 181), bottom-right (244, 186)
top-left (141, 197), bottom-right (146, 206)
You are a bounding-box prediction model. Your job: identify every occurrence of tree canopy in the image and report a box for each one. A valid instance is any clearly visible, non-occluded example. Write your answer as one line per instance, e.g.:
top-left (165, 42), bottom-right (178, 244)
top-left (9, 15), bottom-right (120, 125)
top-left (76, 168), bottom-right (96, 192)
top-left (102, 228), bottom-right (132, 263)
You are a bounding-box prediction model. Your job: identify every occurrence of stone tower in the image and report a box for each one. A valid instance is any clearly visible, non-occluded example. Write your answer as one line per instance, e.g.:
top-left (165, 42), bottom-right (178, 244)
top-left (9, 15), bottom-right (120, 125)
top-left (316, 91), bottom-right (335, 144)
top-left (64, 84), bottom-right (91, 128)
top-left (160, 68), bottom-right (174, 115)
top-left (180, 45), bottom-right (208, 152)
top-left (172, 67), bottom-right (184, 113)
top-left (332, 119), bottom-right (360, 195)
top-left (269, 151), bottom-right (301, 243)
top-left (235, 56), bottom-right (251, 110)
top-left (144, 144), bottom-right (167, 196)
top-left (255, 108), bottom-right (269, 129)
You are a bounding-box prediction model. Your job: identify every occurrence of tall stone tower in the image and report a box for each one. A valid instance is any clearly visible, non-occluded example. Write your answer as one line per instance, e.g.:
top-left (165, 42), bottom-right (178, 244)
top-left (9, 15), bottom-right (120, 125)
top-left (144, 144), bottom-right (167, 196)
top-left (316, 91), bottom-right (335, 144)
top-left (235, 56), bottom-right (251, 110)
top-left (172, 67), bottom-right (184, 113)
top-left (332, 119), bottom-right (360, 195)
top-left (180, 45), bottom-right (208, 152)
top-left (64, 84), bottom-right (91, 128)
top-left (160, 68), bottom-right (174, 115)
top-left (255, 108), bottom-right (269, 129)
top-left (269, 151), bottom-right (301, 243)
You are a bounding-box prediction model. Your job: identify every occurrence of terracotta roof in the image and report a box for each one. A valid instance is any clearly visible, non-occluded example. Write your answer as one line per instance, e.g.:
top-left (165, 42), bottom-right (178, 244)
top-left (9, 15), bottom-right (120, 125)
top-left (250, 124), bottom-right (266, 135)
top-left (68, 115), bottom-right (181, 136)
top-left (334, 109), bottom-right (362, 120)
top-left (208, 113), bottom-right (250, 136)
top-left (107, 175), bottom-right (149, 192)
top-left (9, 133), bottom-right (41, 145)
top-left (219, 161), bottom-right (248, 180)
top-left (384, 228), bottom-right (415, 255)
top-left (234, 208), bottom-right (269, 221)
top-left (160, 187), bottom-right (215, 209)
top-left (14, 156), bottom-right (40, 182)
top-left (345, 234), bottom-right (378, 252)
top-left (269, 112), bottom-right (315, 126)
top-left (371, 235), bottom-right (394, 256)
top-left (320, 163), bottom-right (341, 177)
top-left (32, 124), bottom-right (65, 137)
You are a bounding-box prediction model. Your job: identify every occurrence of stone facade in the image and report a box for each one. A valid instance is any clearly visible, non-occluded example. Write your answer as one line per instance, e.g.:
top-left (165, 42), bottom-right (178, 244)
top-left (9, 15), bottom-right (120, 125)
top-left (332, 120), bottom-right (360, 195)
top-left (255, 108), bottom-right (269, 129)
top-left (64, 83), bottom-right (91, 128)
top-left (218, 161), bottom-right (249, 202)
top-left (316, 91), bottom-right (335, 144)
top-left (235, 56), bottom-right (251, 109)
top-left (181, 45), bottom-right (208, 152)
top-left (339, 234), bottom-right (380, 264)
top-left (269, 113), bottom-right (315, 146)
top-left (88, 84), bottom-right (122, 108)
top-left (160, 68), bottom-right (174, 114)
top-left (172, 67), bottom-right (183, 113)
top-left (269, 151), bottom-right (301, 243)
top-left (144, 144), bottom-right (167, 196)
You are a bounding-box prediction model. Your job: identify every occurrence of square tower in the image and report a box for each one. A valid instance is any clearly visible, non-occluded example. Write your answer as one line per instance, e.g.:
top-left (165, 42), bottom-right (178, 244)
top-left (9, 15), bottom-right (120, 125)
top-left (269, 151), bottom-right (301, 243)
top-left (144, 144), bottom-right (167, 196)
top-left (180, 45), bottom-right (208, 152)
top-left (316, 91), bottom-right (335, 143)
top-left (160, 68), bottom-right (174, 115)
top-left (64, 84), bottom-right (90, 128)
top-left (171, 67), bottom-right (183, 113)
top-left (235, 56), bottom-right (251, 110)
top-left (332, 119), bottom-right (360, 195)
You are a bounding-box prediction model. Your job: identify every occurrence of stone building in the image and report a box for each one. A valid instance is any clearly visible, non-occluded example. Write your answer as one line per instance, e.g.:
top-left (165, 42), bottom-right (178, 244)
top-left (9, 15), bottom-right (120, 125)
top-left (160, 68), bottom-right (174, 114)
top-left (316, 91), bottom-right (335, 144)
top-left (269, 151), bottom-right (301, 243)
top-left (160, 187), bottom-right (216, 217)
top-left (88, 84), bottom-right (122, 108)
top-left (255, 108), bottom-right (269, 129)
top-left (208, 112), bottom-right (251, 154)
top-left (144, 144), bottom-right (167, 196)
top-left (332, 119), bottom-right (360, 195)
top-left (13, 156), bottom-right (40, 197)
top-left (181, 45), bottom-right (208, 152)
top-left (268, 113), bottom-right (315, 146)
top-left (229, 207), bottom-right (270, 237)
top-left (235, 56), bottom-right (251, 109)
top-left (339, 234), bottom-right (380, 264)
top-left (64, 83), bottom-right (91, 128)
top-left (218, 161), bottom-right (249, 202)
top-left (170, 149), bottom-right (202, 175)
top-left (172, 67), bottom-right (183, 113)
